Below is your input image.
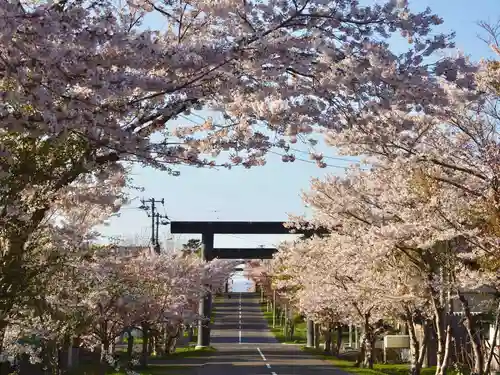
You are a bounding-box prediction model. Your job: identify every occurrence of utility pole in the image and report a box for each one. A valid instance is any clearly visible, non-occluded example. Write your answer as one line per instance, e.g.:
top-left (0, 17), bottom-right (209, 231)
top-left (139, 198), bottom-right (169, 254)
top-left (155, 212), bottom-right (169, 253)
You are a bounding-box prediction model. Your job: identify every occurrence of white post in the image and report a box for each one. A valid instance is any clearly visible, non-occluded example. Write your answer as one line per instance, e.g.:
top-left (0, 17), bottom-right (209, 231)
top-left (349, 324), bottom-right (353, 347)
top-left (354, 326), bottom-right (358, 349)
top-left (283, 305), bottom-right (288, 335)
top-left (272, 289), bottom-right (276, 328)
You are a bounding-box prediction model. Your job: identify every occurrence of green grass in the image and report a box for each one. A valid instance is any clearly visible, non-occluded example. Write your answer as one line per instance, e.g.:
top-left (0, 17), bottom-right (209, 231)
top-left (153, 345), bottom-right (216, 359)
top-left (73, 368), bottom-right (178, 375)
top-left (183, 330), bottom-right (198, 343)
top-left (72, 365), bottom-right (191, 375)
top-left (183, 331), bottom-right (197, 343)
top-left (123, 336), bottom-right (143, 344)
top-left (302, 347), bottom-right (438, 375)
top-left (70, 346), bottom-right (216, 374)
top-left (258, 302), bottom-right (369, 349)
top-left (260, 304), bottom-right (307, 344)
top-left (69, 363), bottom-right (177, 375)
top-left (210, 308), bottom-right (216, 324)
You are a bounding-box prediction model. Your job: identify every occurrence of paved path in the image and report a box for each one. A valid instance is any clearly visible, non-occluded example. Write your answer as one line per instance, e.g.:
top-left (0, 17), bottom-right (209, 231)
top-left (211, 292), bottom-right (277, 345)
top-left (191, 292), bottom-right (350, 375)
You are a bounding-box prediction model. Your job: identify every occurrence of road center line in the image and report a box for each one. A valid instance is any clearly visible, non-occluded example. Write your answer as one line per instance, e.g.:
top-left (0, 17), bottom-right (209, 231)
top-left (271, 372), bottom-right (277, 375)
top-left (257, 347), bottom-right (267, 361)
top-left (238, 292), bottom-right (242, 344)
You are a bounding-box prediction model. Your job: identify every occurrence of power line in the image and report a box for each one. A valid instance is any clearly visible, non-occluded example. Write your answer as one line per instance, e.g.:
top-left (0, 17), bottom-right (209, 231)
top-left (267, 150), bottom-right (363, 170)
top-left (286, 146), bottom-right (359, 163)
top-left (177, 114), bottom-right (364, 170)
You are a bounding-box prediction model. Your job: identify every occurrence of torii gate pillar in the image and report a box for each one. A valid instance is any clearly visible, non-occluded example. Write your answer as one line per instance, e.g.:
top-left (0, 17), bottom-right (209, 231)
top-left (196, 232), bottom-right (214, 349)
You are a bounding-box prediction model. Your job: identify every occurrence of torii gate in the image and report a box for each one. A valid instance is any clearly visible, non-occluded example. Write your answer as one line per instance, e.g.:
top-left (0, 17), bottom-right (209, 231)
top-left (170, 221), bottom-right (328, 348)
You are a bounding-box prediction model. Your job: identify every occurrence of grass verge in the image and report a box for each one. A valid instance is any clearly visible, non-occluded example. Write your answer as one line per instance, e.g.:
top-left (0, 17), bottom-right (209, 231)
top-left (71, 347), bottom-right (216, 374)
top-left (302, 347), bottom-right (438, 375)
top-left (152, 345), bottom-right (217, 360)
top-left (70, 363), bottom-right (182, 375)
top-left (260, 303), bottom-right (307, 344)
top-left (72, 367), bottom-right (181, 375)
top-left (210, 308), bottom-right (216, 324)
top-left (124, 336), bottom-right (143, 344)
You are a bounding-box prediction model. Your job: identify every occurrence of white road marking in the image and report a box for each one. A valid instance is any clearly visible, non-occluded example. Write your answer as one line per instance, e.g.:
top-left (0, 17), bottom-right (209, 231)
top-left (239, 292), bottom-right (242, 344)
top-left (257, 347), bottom-right (267, 361)
top-left (266, 363), bottom-right (271, 368)
top-left (271, 372), bottom-right (277, 375)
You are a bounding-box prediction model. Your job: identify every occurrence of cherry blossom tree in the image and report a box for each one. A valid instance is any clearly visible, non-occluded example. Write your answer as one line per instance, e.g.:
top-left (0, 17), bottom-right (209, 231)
top-left (279, 150), bottom-right (500, 375)
top-left (1, 243), bottom-right (238, 373)
top-left (0, 2), bottom-right (493, 374)
top-left (0, 138), bottom-right (129, 344)
top-left (0, 0), bottom-right (463, 308)
top-left (261, 13), bottom-right (500, 373)
top-left (0, 3), bottom-right (470, 364)
top-left (0, 159), bottom-right (129, 373)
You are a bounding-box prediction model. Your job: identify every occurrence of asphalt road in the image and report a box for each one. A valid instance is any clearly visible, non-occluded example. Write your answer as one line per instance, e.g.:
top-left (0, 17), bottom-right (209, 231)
top-left (193, 292), bottom-right (351, 375)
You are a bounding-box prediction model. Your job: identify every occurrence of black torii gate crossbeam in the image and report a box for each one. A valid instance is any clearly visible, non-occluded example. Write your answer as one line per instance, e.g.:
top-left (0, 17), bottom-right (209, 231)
top-left (170, 221), bottom-right (326, 236)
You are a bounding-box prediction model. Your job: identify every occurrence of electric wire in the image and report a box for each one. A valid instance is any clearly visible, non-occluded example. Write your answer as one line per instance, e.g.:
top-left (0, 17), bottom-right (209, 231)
top-left (177, 113), bottom-right (365, 170)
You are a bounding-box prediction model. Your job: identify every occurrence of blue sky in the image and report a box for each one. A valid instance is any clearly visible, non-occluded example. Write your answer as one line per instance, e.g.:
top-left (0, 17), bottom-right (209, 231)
top-left (98, 0), bottom-right (500, 250)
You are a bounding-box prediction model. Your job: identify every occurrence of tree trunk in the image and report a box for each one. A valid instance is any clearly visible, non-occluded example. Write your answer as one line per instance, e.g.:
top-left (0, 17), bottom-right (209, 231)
top-left (57, 346), bottom-right (65, 375)
top-left (148, 335), bottom-right (154, 356)
top-left (440, 288), bottom-right (453, 375)
top-left (457, 291), bottom-right (484, 375)
top-left (485, 302), bottom-right (500, 375)
top-left (432, 300), bottom-right (451, 375)
top-left (363, 338), bottom-right (375, 369)
top-left (433, 264), bottom-right (454, 375)
top-left (314, 323), bottom-right (320, 349)
top-left (127, 333), bottom-right (134, 360)
top-left (406, 310), bottom-right (422, 375)
top-left (324, 327), bottom-right (332, 354)
top-left (100, 338), bottom-right (110, 363)
top-left (361, 315), bottom-right (375, 369)
top-left (283, 306), bottom-right (288, 338)
top-left (109, 339), bottom-right (115, 356)
top-left (335, 324), bottom-right (343, 356)
top-left (140, 322), bottom-right (149, 367)
top-left (441, 320), bottom-right (452, 375)
top-left (165, 325), bottom-right (181, 354)
top-left (155, 329), bottom-right (164, 356)
top-left (41, 341), bottom-right (60, 375)
top-left (0, 322), bottom-right (9, 375)
top-left (418, 322), bottom-right (429, 368)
